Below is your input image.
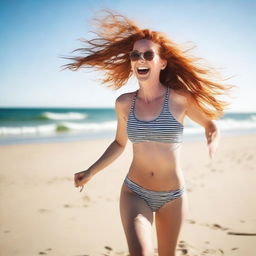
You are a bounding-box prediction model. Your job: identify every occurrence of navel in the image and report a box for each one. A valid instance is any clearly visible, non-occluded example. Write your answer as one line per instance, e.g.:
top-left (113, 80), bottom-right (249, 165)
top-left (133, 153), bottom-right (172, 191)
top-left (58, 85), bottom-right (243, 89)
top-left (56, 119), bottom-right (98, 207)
top-left (150, 171), bottom-right (154, 177)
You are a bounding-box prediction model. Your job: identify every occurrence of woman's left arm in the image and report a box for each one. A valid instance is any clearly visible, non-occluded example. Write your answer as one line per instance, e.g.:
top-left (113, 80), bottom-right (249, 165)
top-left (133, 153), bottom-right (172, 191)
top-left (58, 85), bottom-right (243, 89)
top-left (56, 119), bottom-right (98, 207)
top-left (185, 92), bottom-right (220, 159)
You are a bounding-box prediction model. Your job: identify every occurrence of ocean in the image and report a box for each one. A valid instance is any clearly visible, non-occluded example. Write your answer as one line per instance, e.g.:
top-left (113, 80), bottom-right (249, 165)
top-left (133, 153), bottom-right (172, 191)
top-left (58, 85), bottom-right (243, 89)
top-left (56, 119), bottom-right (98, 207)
top-left (0, 108), bottom-right (255, 145)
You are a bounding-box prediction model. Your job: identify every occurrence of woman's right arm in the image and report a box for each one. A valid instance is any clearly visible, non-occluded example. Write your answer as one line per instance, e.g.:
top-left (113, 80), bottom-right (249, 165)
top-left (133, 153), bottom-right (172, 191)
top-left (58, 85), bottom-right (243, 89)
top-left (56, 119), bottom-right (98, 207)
top-left (74, 94), bottom-right (129, 190)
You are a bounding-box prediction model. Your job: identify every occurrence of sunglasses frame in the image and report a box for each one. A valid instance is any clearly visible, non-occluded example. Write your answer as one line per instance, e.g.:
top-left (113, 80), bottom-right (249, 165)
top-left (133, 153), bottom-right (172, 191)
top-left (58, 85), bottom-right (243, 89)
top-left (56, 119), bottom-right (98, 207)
top-left (129, 50), bottom-right (155, 61)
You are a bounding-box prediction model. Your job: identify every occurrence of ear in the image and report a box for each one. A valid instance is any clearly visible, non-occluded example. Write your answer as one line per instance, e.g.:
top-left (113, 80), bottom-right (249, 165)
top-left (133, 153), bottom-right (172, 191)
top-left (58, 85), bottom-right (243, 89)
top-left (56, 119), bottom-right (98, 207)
top-left (161, 59), bottom-right (167, 70)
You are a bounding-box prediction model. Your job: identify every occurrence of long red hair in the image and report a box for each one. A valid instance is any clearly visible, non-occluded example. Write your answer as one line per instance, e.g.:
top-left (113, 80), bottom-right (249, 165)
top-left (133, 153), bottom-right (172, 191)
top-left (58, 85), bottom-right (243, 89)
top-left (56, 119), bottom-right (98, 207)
top-left (61, 10), bottom-right (234, 119)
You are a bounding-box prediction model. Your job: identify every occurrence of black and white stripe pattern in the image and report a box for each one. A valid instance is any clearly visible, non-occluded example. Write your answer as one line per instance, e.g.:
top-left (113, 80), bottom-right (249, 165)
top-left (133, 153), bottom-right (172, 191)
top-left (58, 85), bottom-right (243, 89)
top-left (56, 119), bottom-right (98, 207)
top-left (126, 86), bottom-right (184, 144)
top-left (124, 176), bottom-right (185, 212)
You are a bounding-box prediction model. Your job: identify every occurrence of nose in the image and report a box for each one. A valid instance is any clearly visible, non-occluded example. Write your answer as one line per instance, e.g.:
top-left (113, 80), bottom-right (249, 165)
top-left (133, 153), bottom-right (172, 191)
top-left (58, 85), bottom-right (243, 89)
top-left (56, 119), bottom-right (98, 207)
top-left (138, 57), bottom-right (146, 63)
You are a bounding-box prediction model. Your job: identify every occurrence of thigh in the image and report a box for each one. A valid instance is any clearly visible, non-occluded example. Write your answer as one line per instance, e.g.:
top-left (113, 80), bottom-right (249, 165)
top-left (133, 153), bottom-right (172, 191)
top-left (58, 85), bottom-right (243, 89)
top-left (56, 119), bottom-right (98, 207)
top-left (155, 191), bottom-right (188, 256)
top-left (119, 182), bottom-right (154, 256)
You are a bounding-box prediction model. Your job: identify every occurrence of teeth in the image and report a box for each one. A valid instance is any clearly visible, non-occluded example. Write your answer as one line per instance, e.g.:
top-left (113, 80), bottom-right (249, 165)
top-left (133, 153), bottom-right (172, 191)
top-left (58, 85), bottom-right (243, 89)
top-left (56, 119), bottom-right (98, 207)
top-left (137, 67), bottom-right (149, 70)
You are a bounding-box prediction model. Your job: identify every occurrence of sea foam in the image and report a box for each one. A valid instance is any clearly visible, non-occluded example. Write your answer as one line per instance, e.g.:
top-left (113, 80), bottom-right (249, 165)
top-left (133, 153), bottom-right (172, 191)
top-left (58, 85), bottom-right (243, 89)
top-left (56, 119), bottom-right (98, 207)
top-left (40, 111), bottom-right (87, 120)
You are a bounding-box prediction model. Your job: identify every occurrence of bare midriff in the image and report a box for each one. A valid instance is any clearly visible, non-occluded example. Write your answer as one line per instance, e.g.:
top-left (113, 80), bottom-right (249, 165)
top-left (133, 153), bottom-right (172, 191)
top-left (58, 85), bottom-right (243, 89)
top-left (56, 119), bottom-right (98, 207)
top-left (127, 141), bottom-right (185, 191)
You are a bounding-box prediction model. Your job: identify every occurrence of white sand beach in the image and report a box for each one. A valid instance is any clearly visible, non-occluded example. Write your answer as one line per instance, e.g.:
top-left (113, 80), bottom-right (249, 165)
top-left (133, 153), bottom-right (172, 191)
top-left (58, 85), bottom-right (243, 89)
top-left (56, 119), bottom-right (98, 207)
top-left (0, 134), bottom-right (256, 256)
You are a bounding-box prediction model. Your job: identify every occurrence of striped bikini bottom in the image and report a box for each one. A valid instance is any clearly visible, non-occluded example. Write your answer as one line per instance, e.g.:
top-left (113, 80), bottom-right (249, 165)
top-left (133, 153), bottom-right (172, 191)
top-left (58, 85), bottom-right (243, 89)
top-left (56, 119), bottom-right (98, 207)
top-left (124, 176), bottom-right (185, 212)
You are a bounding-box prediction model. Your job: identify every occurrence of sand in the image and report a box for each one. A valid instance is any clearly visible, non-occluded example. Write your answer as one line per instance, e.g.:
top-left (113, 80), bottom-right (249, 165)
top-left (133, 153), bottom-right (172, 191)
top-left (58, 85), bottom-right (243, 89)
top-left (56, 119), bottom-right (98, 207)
top-left (0, 134), bottom-right (256, 256)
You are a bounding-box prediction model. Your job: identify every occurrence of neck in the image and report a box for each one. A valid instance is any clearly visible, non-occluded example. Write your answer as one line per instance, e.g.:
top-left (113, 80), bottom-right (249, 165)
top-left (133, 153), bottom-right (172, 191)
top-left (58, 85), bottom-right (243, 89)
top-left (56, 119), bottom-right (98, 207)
top-left (137, 81), bottom-right (166, 104)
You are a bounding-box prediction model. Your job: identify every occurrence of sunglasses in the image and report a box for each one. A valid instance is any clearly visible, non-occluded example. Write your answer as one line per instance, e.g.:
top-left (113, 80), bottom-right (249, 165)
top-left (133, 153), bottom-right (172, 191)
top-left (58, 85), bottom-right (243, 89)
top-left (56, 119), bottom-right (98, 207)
top-left (129, 50), bottom-right (155, 61)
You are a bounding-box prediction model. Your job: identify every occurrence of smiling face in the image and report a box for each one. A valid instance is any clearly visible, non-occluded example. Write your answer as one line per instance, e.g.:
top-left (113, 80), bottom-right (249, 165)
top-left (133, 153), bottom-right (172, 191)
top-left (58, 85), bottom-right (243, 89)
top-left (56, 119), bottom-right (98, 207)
top-left (130, 39), bottom-right (167, 83)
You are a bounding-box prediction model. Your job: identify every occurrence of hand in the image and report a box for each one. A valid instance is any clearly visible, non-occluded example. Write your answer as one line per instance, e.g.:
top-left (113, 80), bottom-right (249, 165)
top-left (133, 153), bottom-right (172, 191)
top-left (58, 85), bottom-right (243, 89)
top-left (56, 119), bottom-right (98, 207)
top-left (74, 169), bottom-right (93, 192)
top-left (206, 130), bottom-right (220, 159)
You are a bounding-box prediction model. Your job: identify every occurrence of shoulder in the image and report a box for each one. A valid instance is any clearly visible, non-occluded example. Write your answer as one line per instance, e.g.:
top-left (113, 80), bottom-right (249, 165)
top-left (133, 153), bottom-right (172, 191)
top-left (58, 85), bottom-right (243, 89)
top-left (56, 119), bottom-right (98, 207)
top-left (115, 91), bottom-right (136, 108)
top-left (170, 88), bottom-right (197, 106)
top-left (171, 88), bottom-right (191, 99)
top-left (169, 88), bottom-right (191, 107)
top-left (115, 91), bottom-right (136, 119)
top-left (116, 91), bottom-right (135, 104)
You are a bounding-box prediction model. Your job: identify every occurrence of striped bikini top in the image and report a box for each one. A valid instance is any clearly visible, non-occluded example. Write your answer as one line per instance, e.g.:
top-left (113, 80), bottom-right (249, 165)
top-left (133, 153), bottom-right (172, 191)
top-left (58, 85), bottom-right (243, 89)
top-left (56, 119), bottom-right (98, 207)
top-left (126, 87), bottom-right (184, 144)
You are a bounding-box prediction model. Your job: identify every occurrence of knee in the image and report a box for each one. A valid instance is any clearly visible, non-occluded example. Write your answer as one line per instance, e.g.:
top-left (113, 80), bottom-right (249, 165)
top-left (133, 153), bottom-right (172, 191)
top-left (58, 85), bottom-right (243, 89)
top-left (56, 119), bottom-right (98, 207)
top-left (134, 214), bottom-right (153, 234)
top-left (134, 214), bottom-right (148, 223)
top-left (133, 214), bottom-right (154, 256)
top-left (134, 213), bottom-right (153, 229)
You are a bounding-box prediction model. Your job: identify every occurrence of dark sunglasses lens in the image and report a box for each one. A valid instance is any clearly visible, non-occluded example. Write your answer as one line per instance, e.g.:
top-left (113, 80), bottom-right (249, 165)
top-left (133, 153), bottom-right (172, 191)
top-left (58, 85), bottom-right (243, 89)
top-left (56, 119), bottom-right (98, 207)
top-left (130, 51), bottom-right (140, 61)
top-left (144, 51), bottom-right (154, 61)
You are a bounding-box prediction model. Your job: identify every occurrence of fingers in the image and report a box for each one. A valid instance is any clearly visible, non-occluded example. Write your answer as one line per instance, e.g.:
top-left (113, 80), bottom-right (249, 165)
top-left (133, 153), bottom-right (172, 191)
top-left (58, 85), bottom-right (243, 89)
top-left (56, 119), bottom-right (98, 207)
top-left (208, 142), bottom-right (217, 159)
top-left (74, 173), bottom-right (83, 187)
top-left (74, 177), bottom-right (85, 192)
top-left (74, 170), bottom-right (92, 192)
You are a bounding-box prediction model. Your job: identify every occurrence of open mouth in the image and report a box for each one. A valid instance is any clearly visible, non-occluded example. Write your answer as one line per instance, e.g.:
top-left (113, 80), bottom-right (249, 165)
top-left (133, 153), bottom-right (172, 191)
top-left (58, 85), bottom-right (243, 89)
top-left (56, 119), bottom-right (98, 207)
top-left (137, 67), bottom-right (150, 75)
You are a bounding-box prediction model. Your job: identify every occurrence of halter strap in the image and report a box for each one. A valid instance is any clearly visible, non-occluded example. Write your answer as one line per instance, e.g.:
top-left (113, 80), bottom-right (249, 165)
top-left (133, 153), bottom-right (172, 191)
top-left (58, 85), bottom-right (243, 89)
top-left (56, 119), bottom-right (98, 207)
top-left (130, 90), bottom-right (138, 113)
top-left (163, 87), bottom-right (170, 112)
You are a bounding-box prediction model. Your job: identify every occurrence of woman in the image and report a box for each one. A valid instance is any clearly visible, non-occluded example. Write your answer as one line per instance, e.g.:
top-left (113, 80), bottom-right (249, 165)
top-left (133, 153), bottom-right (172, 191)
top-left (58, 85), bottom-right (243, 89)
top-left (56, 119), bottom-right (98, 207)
top-left (63, 10), bottom-right (232, 256)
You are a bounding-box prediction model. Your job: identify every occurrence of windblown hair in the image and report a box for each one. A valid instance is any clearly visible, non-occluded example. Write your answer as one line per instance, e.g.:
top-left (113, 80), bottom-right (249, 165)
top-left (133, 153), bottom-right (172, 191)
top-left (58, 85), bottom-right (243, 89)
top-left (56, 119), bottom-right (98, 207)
top-left (61, 10), bottom-right (234, 119)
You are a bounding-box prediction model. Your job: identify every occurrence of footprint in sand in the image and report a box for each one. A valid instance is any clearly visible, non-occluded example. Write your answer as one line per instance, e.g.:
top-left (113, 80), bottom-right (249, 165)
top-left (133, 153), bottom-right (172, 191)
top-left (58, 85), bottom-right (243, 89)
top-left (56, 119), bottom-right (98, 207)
top-left (63, 203), bottom-right (89, 208)
top-left (82, 195), bottom-right (91, 202)
top-left (211, 223), bottom-right (229, 231)
top-left (102, 246), bottom-right (113, 256)
top-left (103, 246), bottom-right (130, 256)
top-left (201, 248), bottom-right (224, 255)
top-left (82, 195), bottom-right (92, 208)
top-left (38, 252), bottom-right (46, 255)
top-left (186, 219), bottom-right (196, 224)
top-left (63, 204), bottom-right (72, 208)
top-left (177, 241), bottom-right (224, 256)
top-left (37, 248), bottom-right (52, 254)
top-left (38, 209), bottom-right (51, 213)
top-left (63, 195), bottom-right (92, 209)
top-left (200, 223), bottom-right (229, 231)
top-left (104, 246), bottom-right (113, 251)
top-left (177, 248), bottom-right (188, 255)
top-left (177, 241), bottom-right (196, 255)
top-left (227, 231), bottom-right (256, 236)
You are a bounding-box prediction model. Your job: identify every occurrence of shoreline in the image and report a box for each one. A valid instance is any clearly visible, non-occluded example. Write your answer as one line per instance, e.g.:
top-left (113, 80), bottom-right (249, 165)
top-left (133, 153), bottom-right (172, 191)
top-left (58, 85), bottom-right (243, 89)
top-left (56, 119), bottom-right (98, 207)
top-left (0, 128), bottom-right (256, 146)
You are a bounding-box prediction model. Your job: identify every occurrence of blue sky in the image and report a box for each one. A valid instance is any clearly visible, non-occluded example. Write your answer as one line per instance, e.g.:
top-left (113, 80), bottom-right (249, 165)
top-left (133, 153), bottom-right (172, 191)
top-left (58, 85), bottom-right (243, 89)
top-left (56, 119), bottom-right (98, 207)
top-left (0, 0), bottom-right (255, 111)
